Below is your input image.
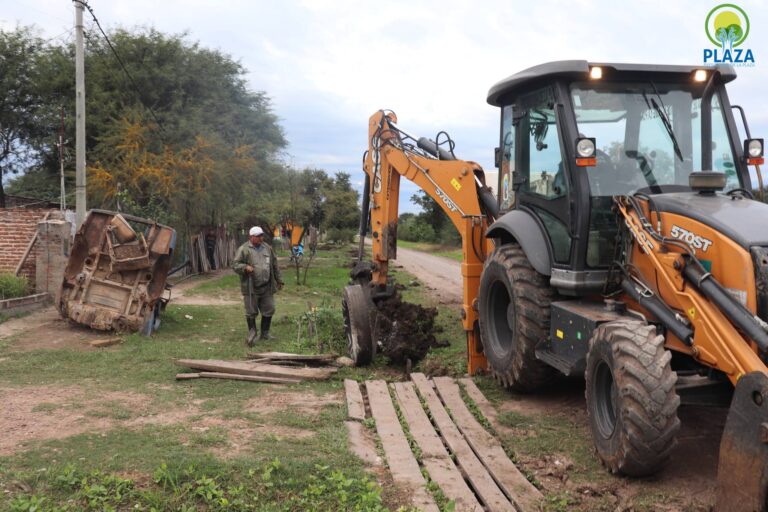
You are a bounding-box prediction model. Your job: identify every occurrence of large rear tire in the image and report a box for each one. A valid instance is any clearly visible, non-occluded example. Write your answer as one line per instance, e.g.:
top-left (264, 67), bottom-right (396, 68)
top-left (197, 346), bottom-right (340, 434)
top-left (478, 243), bottom-right (558, 391)
top-left (342, 284), bottom-right (375, 366)
top-left (585, 321), bottom-right (680, 476)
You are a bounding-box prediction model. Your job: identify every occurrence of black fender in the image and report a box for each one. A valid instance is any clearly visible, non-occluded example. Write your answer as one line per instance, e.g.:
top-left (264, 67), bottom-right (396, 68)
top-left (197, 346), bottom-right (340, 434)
top-left (486, 209), bottom-right (552, 276)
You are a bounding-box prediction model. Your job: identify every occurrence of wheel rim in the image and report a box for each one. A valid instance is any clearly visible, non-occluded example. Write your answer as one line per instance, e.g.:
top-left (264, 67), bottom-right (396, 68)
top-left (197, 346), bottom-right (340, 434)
top-left (342, 298), bottom-right (358, 359)
top-left (593, 360), bottom-right (618, 439)
top-left (487, 280), bottom-right (514, 358)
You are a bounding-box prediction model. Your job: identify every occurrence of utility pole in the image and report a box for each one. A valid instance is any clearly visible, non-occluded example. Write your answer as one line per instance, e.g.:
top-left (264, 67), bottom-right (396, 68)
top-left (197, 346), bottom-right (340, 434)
top-left (74, 0), bottom-right (86, 227)
top-left (58, 107), bottom-right (66, 212)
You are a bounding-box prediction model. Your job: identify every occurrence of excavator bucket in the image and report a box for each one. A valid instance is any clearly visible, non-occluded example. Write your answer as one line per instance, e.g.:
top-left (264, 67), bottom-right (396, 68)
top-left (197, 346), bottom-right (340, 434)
top-left (716, 371), bottom-right (768, 512)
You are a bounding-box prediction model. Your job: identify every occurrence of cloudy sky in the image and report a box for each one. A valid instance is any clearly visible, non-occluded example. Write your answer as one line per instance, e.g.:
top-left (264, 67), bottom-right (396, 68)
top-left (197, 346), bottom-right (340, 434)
top-left (3, 0), bottom-right (768, 211)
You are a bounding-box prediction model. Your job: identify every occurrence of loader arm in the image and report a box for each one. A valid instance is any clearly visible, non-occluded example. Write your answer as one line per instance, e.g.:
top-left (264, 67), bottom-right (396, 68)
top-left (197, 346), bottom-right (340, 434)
top-left (361, 111), bottom-right (496, 374)
top-left (616, 195), bottom-right (768, 382)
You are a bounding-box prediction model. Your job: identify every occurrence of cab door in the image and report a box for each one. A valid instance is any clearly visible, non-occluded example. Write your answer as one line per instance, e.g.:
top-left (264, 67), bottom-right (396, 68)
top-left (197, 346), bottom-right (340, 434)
top-left (509, 86), bottom-right (572, 265)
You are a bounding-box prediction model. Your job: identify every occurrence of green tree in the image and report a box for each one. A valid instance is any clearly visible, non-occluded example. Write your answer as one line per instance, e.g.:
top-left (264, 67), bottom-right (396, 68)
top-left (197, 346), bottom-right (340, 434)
top-left (6, 27), bottom-right (288, 233)
top-left (0, 27), bottom-right (52, 207)
top-left (409, 190), bottom-right (459, 245)
top-left (322, 172), bottom-right (361, 242)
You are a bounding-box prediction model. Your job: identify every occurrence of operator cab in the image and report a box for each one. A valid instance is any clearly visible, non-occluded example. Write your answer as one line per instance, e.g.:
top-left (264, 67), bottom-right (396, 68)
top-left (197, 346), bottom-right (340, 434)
top-left (488, 61), bottom-right (762, 295)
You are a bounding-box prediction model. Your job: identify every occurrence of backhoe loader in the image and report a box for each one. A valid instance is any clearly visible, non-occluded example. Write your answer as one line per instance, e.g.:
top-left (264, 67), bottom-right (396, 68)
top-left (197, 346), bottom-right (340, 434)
top-left (343, 61), bottom-right (768, 510)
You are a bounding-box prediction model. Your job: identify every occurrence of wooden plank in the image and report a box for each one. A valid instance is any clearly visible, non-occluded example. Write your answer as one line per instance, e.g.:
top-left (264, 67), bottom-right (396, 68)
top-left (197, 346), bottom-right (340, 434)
top-left (246, 351), bottom-right (335, 362)
top-left (365, 380), bottom-right (439, 512)
top-left (432, 376), bottom-right (543, 511)
top-left (89, 337), bottom-right (122, 348)
top-left (174, 359), bottom-right (336, 380)
top-left (411, 373), bottom-right (512, 512)
top-left (345, 421), bottom-right (381, 467)
top-left (175, 373), bottom-right (200, 380)
top-left (460, 378), bottom-right (501, 432)
top-left (344, 379), bottom-right (366, 421)
top-left (392, 382), bottom-right (483, 512)
top-left (198, 372), bottom-right (300, 384)
top-left (15, 212), bottom-right (51, 276)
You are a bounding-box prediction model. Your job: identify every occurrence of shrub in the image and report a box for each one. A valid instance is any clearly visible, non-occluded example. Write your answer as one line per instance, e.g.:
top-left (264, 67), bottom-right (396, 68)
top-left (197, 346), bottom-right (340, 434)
top-left (325, 227), bottom-right (356, 244)
top-left (295, 305), bottom-right (347, 354)
top-left (398, 216), bottom-right (436, 243)
top-left (0, 273), bottom-right (30, 300)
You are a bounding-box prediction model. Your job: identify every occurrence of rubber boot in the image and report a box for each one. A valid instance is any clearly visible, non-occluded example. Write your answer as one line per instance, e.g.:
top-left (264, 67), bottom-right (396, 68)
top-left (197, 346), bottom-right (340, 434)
top-left (259, 316), bottom-right (274, 341)
top-left (246, 316), bottom-right (258, 347)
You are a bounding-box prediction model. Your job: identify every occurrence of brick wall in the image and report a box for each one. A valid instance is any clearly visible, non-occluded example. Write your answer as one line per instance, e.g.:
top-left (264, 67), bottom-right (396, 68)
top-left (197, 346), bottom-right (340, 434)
top-left (0, 208), bottom-right (61, 286)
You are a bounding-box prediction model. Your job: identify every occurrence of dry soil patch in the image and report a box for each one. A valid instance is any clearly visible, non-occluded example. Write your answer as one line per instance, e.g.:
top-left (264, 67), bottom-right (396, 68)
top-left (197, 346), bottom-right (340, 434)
top-left (0, 386), bottom-right (149, 455)
top-left (245, 388), bottom-right (342, 417)
top-left (170, 270), bottom-right (240, 306)
top-left (0, 308), bottom-right (115, 352)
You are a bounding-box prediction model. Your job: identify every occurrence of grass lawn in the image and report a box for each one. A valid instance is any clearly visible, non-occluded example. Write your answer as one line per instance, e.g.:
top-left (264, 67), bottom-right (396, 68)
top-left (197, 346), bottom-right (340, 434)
top-left (0, 244), bottom-right (459, 512)
top-left (0, 243), bottom-right (687, 512)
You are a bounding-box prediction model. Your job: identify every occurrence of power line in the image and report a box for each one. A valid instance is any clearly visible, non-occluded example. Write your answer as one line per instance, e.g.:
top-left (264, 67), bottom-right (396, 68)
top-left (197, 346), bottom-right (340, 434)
top-left (72, 0), bottom-right (166, 134)
top-left (41, 27), bottom-right (74, 45)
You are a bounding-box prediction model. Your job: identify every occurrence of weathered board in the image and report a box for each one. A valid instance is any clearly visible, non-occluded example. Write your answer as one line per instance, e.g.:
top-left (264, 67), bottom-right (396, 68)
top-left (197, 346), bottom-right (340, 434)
top-left (410, 373), bottom-right (513, 512)
top-left (344, 379), bottom-right (366, 421)
top-left (89, 337), bottom-right (123, 348)
top-left (433, 376), bottom-right (543, 511)
top-left (392, 381), bottom-right (483, 512)
top-left (174, 359), bottom-right (336, 380)
top-left (198, 372), bottom-right (300, 384)
top-left (365, 380), bottom-right (439, 512)
top-left (175, 373), bottom-right (201, 380)
top-left (345, 420), bottom-right (381, 467)
top-left (246, 351), bottom-right (336, 362)
top-left (460, 377), bottom-right (501, 431)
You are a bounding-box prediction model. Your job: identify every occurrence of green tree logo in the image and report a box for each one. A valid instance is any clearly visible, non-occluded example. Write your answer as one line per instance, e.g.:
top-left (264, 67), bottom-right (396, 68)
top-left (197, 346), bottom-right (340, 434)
top-left (706, 4), bottom-right (750, 49)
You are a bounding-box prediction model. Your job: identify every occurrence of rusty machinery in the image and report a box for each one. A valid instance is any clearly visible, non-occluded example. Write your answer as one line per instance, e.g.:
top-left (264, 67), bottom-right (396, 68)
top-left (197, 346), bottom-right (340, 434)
top-left (343, 61), bottom-right (768, 509)
top-left (59, 210), bottom-right (176, 335)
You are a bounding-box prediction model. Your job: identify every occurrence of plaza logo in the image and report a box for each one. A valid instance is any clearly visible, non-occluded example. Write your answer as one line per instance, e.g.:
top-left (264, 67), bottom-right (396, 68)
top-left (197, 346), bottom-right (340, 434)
top-left (703, 4), bottom-right (755, 66)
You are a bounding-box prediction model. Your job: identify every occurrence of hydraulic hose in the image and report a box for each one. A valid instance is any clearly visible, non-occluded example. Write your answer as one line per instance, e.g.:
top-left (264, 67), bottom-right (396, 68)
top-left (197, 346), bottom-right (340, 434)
top-left (621, 279), bottom-right (693, 345)
top-left (477, 183), bottom-right (499, 220)
top-left (417, 137), bottom-right (456, 161)
top-left (682, 261), bottom-right (768, 353)
top-left (357, 174), bottom-right (371, 263)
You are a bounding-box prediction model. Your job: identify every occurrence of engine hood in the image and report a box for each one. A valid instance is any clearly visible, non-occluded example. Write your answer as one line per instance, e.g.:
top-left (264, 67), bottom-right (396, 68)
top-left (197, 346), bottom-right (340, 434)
top-left (649, 192), bottom-right (768, 249)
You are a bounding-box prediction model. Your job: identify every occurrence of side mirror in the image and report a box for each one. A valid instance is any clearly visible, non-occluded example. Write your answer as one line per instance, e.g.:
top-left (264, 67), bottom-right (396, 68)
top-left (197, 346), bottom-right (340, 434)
top-left (744, 138), bottom-right (764, 165)
top-left (494, 147), bottom-right (501, 168)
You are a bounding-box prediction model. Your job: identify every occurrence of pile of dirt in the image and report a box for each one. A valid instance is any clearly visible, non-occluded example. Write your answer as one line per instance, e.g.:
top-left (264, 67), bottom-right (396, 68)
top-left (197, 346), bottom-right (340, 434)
top-left (373, 294), bottom-right (447, 364)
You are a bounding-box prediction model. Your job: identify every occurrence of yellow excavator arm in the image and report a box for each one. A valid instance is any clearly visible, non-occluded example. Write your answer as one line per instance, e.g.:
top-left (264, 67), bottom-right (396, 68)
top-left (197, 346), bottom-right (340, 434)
top-left (359, 110), bottom-right (497, 374)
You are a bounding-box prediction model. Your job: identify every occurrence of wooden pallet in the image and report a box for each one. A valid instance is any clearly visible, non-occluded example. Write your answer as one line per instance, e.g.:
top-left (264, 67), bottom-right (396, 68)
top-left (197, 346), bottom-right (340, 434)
top-left (345, 375), bottom-right (543, 512)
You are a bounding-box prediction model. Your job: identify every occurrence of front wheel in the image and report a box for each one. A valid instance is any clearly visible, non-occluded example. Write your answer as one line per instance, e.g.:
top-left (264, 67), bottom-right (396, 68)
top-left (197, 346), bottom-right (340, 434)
top-left (478, 243), bottom-right (557, 391)
top-left (342, 284), bottom-right (375, 366)
top-left (585, 321), bottom-right (680, 476)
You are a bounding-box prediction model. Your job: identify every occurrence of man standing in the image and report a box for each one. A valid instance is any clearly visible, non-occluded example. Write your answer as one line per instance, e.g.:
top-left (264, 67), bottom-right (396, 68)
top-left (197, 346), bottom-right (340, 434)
top-left (233, 226), bottom-right (284, 346)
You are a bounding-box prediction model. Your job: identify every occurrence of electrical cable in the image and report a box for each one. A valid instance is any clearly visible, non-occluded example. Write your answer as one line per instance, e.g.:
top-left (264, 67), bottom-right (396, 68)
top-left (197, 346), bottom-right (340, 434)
top-left (73, 0), bottom-right (166, 134)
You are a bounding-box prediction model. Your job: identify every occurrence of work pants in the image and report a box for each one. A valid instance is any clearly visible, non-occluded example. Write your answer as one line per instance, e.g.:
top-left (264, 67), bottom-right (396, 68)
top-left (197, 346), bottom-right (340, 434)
top-left (243, 291), bottom-right (276, 318)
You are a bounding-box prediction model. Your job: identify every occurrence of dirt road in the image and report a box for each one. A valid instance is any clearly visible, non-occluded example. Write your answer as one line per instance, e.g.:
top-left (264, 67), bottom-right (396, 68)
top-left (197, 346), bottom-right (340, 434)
top-left (392, 247), bottom-right (463, 304)
top-left (394, 246), bottom-right (726, 509)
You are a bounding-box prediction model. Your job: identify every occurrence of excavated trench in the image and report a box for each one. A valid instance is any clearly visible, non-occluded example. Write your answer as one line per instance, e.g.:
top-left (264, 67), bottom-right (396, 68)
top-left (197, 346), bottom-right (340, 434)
top-left (373, 293), bottom-right (447, 364)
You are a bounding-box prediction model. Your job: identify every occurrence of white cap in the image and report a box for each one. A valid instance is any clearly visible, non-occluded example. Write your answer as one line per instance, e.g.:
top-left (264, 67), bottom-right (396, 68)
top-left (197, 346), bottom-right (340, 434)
top-left (249, 226), bottom-right (264, 237)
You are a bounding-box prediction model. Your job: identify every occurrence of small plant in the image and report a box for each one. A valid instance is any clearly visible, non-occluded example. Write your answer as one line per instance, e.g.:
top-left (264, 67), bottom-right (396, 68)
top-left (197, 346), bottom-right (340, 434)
top-left (294, 303), bottom-right (346, 354)
top-left (295, 464), bottom-right (388, 511)
top-left (9, 494), bottom-right (49, 512)
top-left (192, 475), bottom-right (224, 503)
top-left (0, 272), bottom-right (29, 300)
top-left (260, 457), bottom-right (281, 487)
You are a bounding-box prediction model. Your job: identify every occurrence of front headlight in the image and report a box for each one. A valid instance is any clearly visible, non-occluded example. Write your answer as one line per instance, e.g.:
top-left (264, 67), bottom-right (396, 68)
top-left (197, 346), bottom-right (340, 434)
top-left (576, 138), bottom-right (596, 158)
top-left (747, 139), bottom-right (763, 158)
